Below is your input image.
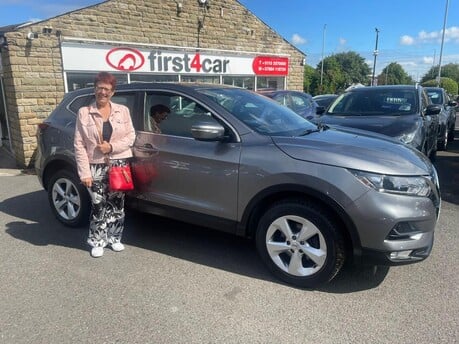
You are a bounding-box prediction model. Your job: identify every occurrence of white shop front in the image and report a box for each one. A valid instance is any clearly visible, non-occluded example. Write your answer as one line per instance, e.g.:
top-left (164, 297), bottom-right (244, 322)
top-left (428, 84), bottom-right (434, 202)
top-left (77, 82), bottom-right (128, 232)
top-left (61, 39), bottom-right (290, 92)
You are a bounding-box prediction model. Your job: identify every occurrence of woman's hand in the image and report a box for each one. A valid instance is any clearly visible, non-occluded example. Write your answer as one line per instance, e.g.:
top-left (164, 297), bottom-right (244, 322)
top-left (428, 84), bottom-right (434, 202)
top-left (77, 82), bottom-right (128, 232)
top-left (81, 177), bottom-right (93, 188)
top-left (97, 141), bottom-right (112, 154)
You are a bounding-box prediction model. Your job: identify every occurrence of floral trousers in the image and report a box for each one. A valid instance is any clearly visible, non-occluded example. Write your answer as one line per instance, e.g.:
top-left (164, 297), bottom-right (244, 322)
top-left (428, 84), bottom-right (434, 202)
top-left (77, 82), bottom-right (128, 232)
top-left (86, 160), bottom-right (128, 248)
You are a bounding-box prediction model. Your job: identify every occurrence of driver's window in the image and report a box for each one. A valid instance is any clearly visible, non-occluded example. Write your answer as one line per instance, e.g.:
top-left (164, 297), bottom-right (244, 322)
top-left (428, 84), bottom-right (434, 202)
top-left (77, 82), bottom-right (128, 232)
top-left (145, 92), bottom-right (211, 137)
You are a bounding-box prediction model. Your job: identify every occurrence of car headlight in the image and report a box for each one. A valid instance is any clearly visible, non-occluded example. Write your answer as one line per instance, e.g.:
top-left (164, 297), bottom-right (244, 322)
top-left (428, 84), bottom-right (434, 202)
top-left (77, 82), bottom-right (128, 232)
top-left (396, 127), bottom-right (422, 150)
top-left (350, 170), bottom-right (431, 197)
top-left (397, 131), bottom-right (416, 144)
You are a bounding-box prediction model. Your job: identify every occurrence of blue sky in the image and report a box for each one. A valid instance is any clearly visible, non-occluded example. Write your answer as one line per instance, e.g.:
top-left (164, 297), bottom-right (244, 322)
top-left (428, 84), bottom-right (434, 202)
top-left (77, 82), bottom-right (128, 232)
top-left (1, 0), bottom-right (458, 81)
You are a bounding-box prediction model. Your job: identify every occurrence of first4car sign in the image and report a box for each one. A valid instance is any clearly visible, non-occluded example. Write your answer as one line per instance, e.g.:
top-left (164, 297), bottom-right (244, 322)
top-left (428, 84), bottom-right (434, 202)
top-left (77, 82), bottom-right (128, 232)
top-left (62, 42), bottom-right (289, 76)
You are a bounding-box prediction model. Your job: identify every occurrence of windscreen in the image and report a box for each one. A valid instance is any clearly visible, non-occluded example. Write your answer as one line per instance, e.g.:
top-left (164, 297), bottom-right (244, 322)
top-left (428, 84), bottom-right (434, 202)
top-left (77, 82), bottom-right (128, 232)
top-left (328, 89), bottom-right (418, 116)
top-left (198, 88), bottom-right (317, 136)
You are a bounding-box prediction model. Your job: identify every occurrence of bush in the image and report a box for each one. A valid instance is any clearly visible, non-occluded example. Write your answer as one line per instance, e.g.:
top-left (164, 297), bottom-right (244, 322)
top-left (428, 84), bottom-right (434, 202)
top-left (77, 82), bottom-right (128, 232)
top-left (422, 77), bottom-right (458, 95)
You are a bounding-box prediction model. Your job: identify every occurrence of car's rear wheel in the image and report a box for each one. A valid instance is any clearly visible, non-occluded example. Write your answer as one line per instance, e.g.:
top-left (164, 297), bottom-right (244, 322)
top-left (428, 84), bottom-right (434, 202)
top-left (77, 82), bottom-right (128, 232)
top-left (47, 169), bottom-right (90, 227)
top-left (255, 199), bottom-right (345, 288)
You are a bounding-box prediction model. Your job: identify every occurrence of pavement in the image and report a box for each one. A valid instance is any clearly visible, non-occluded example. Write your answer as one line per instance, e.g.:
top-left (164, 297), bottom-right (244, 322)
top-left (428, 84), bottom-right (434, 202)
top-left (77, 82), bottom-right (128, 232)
top-left (0, 144), bottom-right (29, 176)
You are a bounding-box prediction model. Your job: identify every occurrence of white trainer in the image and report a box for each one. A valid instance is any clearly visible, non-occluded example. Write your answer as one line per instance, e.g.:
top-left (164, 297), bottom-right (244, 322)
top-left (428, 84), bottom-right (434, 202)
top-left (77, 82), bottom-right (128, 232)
top-left (91, 247), bottom-right (104, 258)
top-left (111, 242), bottom-right (125, 252)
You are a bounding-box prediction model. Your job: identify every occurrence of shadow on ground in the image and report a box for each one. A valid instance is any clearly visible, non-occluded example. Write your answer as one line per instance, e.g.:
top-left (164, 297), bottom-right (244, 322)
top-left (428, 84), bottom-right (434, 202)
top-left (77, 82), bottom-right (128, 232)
top-left (434, 130), bottom-right (459, 205)
top-left (1, 189), bottom-right (389, 293)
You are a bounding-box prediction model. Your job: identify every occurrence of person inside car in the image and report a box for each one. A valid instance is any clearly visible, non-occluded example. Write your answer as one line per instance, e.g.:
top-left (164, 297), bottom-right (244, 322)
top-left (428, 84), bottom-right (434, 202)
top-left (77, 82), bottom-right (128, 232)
top-left (150, 104), bottom-right (171, 134)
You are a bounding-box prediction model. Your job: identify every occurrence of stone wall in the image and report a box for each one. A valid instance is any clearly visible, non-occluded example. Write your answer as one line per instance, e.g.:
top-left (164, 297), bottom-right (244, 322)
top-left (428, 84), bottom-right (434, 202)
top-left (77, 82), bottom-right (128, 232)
top-left (1, 0), bottom-right (305, 167)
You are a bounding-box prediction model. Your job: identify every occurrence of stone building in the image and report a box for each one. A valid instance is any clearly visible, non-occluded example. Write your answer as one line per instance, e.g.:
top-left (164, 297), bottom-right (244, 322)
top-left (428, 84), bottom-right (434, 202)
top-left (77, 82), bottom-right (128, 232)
top-left (0, 0), bottom-right (306, 168)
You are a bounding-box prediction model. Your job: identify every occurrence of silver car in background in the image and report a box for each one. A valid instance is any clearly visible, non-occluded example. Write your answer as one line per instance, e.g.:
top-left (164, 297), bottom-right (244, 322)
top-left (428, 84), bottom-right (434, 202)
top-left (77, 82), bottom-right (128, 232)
top-left (35, 83), bottom-right (441, 288)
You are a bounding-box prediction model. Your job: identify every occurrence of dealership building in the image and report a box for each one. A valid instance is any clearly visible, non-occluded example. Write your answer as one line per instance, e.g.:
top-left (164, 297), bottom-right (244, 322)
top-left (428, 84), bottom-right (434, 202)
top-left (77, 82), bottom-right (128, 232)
top-left (0, 0), bottom-right (306, 167)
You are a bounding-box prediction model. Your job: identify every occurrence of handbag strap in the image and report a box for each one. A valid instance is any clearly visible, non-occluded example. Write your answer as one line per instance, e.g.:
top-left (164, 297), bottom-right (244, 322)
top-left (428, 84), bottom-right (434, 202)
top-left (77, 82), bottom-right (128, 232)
top-left (90, 107), bottom-right (110, 166)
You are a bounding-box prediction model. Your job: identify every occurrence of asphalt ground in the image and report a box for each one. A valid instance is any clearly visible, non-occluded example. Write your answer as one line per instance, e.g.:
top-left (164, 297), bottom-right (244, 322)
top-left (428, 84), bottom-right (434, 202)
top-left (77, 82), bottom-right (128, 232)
top-left (0, 115), bottom-right (458, 343)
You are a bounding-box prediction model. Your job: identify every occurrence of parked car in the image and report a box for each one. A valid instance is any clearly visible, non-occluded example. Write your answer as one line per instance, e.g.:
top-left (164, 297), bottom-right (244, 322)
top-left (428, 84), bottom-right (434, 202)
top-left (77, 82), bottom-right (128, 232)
top-left (424, 87), bottom-right (457, 150)
top-left (312, 94), bottom-right (338, 109)
top-left (35, 83), bottom-right (441, 288)
top-left (314, 85), bottom-right (441, 161)
top-left (257, 89), bottom-right (321, 120)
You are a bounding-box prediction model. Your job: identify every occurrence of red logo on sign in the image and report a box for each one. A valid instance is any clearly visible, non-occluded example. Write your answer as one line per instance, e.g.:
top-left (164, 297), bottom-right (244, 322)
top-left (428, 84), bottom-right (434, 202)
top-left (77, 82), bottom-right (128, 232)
top-left (105, 47), bottom-right (145, 71)
top-left (252, 56), bottom-right (289, 76)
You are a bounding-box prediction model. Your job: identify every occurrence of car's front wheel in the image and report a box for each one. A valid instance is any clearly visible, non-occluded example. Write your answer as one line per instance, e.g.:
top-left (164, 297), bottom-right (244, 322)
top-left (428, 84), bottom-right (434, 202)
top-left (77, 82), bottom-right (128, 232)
top-left (438, 127), bottom-right (448, 151)
top-left (47, 169), bottom-right (90, 227)
top-left (448, 123), bottom-right (455, 142)
top-left (255, 199), bottom-right (345, 288)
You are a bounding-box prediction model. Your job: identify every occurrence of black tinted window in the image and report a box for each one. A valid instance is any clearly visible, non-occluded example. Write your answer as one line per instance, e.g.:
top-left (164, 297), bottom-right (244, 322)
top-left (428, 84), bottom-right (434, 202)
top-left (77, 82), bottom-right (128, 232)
top-left (68, 95), bottom-right (94, 114)
top-left (329, 89), bottom-right (417, 115)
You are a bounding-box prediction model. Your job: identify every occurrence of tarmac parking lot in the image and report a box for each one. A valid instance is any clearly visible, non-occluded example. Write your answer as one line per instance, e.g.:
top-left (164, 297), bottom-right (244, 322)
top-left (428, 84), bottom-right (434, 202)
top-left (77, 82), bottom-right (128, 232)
top-left (0, 120), bottom-right (458, 343)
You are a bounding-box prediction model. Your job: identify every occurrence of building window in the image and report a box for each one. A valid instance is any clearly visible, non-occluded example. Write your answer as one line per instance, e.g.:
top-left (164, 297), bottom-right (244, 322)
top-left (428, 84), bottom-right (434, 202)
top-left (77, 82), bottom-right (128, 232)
top-left (66, 72), bottom-right (128, 91)
top-left (223, 76), bottom-right (255, 90)
top-left (65, 72), bottom-right (286, 93)
top-left (180, 75), bottom-right (220, 84)
top-left (256, 76), bottom-right (285, 90)
top-left (130, 74), bottom-right (178, 83)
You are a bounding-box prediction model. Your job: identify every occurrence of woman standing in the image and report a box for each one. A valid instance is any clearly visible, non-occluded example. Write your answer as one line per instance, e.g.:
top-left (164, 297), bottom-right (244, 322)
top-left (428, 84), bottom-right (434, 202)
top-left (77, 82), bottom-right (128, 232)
top-left (74, 72), bottom-right (136, 258)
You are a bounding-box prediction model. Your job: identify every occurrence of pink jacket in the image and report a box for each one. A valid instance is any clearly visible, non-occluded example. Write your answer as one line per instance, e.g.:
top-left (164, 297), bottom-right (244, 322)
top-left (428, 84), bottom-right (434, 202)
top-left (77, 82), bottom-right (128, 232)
top-left (74, 102), bottom-right (136, 180)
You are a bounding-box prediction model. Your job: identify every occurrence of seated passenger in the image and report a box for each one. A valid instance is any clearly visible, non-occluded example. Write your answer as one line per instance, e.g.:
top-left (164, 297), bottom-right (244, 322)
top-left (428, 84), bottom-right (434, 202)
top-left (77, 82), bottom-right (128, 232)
top-left (150, 104), bottom-right (171, 134)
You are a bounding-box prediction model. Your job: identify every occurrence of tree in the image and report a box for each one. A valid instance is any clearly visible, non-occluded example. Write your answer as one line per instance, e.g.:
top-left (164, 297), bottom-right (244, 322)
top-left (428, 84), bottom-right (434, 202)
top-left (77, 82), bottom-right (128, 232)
top-left (422, 77), bottom-right (458, 95)
top-left (420, 63), bottom-right (459, 84)
top-left (377, 62), bottom-right (414, 85)
top-left (303, 64), bottom-right (318, 94)
top-left (332, 52), bottom-right (371, 87)
top-left (306, 51), bottom-right (371, 95)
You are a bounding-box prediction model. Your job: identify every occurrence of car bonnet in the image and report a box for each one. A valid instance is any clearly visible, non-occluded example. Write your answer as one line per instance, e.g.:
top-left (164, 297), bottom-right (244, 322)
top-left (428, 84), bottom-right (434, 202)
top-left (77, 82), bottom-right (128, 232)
top-left (317, 113), bottom-right (420, 137)
top-left (271, 127), bottom-right (432, 175)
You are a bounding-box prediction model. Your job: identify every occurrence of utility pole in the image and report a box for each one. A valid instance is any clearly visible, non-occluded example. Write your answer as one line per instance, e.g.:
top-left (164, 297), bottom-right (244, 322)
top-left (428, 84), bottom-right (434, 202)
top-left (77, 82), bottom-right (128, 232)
top-left (320, 24), bottom-right (327, 91)
top-left (385, 64), bottom-right (390, 85)
top-left (437, 0), bottom-right (449, 87)
top-left (371, 28), bottom-right (380, 86)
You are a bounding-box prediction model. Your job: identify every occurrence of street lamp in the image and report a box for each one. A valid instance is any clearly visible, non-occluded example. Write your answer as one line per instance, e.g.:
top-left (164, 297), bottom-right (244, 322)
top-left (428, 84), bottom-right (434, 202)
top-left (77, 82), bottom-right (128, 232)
top-left (371, 28), bottom-right (380, 86)
top-left (437, 0), bottom-right (449, 87)
top-left (320, 24), bottom-right (327, 90)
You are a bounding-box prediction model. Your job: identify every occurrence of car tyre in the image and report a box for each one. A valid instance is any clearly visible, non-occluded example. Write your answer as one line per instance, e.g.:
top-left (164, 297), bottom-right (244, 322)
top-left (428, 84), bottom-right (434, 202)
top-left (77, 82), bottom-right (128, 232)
top-left (255, 199), bottom-right (345, 288)
top-left (438, 128), bottom-right (448, 151)
top-left (428, 147), bottom-right (437, 162)
top-left (47, 169), bottom-right (90, 227)
top-left (448, 125), bottom-right (455, 142)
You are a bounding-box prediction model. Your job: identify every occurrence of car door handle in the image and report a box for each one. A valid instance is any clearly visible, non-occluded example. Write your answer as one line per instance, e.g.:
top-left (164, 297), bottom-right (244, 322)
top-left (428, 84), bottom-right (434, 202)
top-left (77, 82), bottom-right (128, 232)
top-left (136, 143), bottom-right (157, 153)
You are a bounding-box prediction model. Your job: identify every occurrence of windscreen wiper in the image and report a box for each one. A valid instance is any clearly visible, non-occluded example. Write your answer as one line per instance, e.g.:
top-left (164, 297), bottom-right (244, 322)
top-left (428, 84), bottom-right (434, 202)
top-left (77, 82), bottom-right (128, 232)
top-left (317, 122), bottom-right (329, 131)
top-left (299, 128), bottom-right (321, 136)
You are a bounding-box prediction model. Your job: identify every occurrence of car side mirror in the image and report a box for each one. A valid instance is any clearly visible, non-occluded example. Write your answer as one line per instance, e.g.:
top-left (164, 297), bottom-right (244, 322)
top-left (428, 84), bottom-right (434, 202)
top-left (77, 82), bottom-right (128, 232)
top-left (191, 120), bottom-right (227, 141)
top-left (425, 104), bottom-right (442, 116)
top-left (448, 100), bottom-right (457, 107)
top-left (316, 106), bottom-right (326, 115)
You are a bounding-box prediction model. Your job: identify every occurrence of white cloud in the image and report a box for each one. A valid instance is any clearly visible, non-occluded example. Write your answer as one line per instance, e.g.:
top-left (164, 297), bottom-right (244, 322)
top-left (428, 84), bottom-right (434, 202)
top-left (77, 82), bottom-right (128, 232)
top-left (423, 56), bottom-right (434, 64)
top-left (445, 26), bottom-right (459, 43)
top-left (339, 38), bottom-right (347, 46)
top-left (418, 30), bottom-right (440, 42)
top-left (402, 26), bottom-right (459, 45)
top-left (291, 34), bottom-right (306, 45)
top-left (400, 35), bottom-right (414, 45)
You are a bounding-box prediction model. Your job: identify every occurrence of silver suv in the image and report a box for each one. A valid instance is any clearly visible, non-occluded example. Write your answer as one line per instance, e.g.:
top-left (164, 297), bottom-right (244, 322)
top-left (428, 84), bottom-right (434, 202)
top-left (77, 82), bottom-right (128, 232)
top-left (35, 83), bottom-right (441, 288)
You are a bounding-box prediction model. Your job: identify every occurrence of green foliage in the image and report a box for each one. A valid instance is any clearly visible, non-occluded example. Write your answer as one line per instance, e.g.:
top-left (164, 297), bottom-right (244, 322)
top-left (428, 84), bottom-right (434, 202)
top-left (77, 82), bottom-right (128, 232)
top-left (421, 77), bottom-right (458, 95)
top-left (377, 62), bottom-right (414, 85)
top-left (307, 51), bottom-right (370, 95)
top-left (333, 52), bottom-right (371, 85)
top-left (303, 65), bottom-right (318, 94)
top-left (303, 52), bottom-right (459, 96)
top-left (421, 63), bottom-right (459, 85)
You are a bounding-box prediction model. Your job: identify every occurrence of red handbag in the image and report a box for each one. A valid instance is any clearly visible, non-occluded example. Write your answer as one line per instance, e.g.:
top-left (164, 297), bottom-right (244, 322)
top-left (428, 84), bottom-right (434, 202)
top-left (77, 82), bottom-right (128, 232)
top-left (108, 164), bottom-right (134, 192)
